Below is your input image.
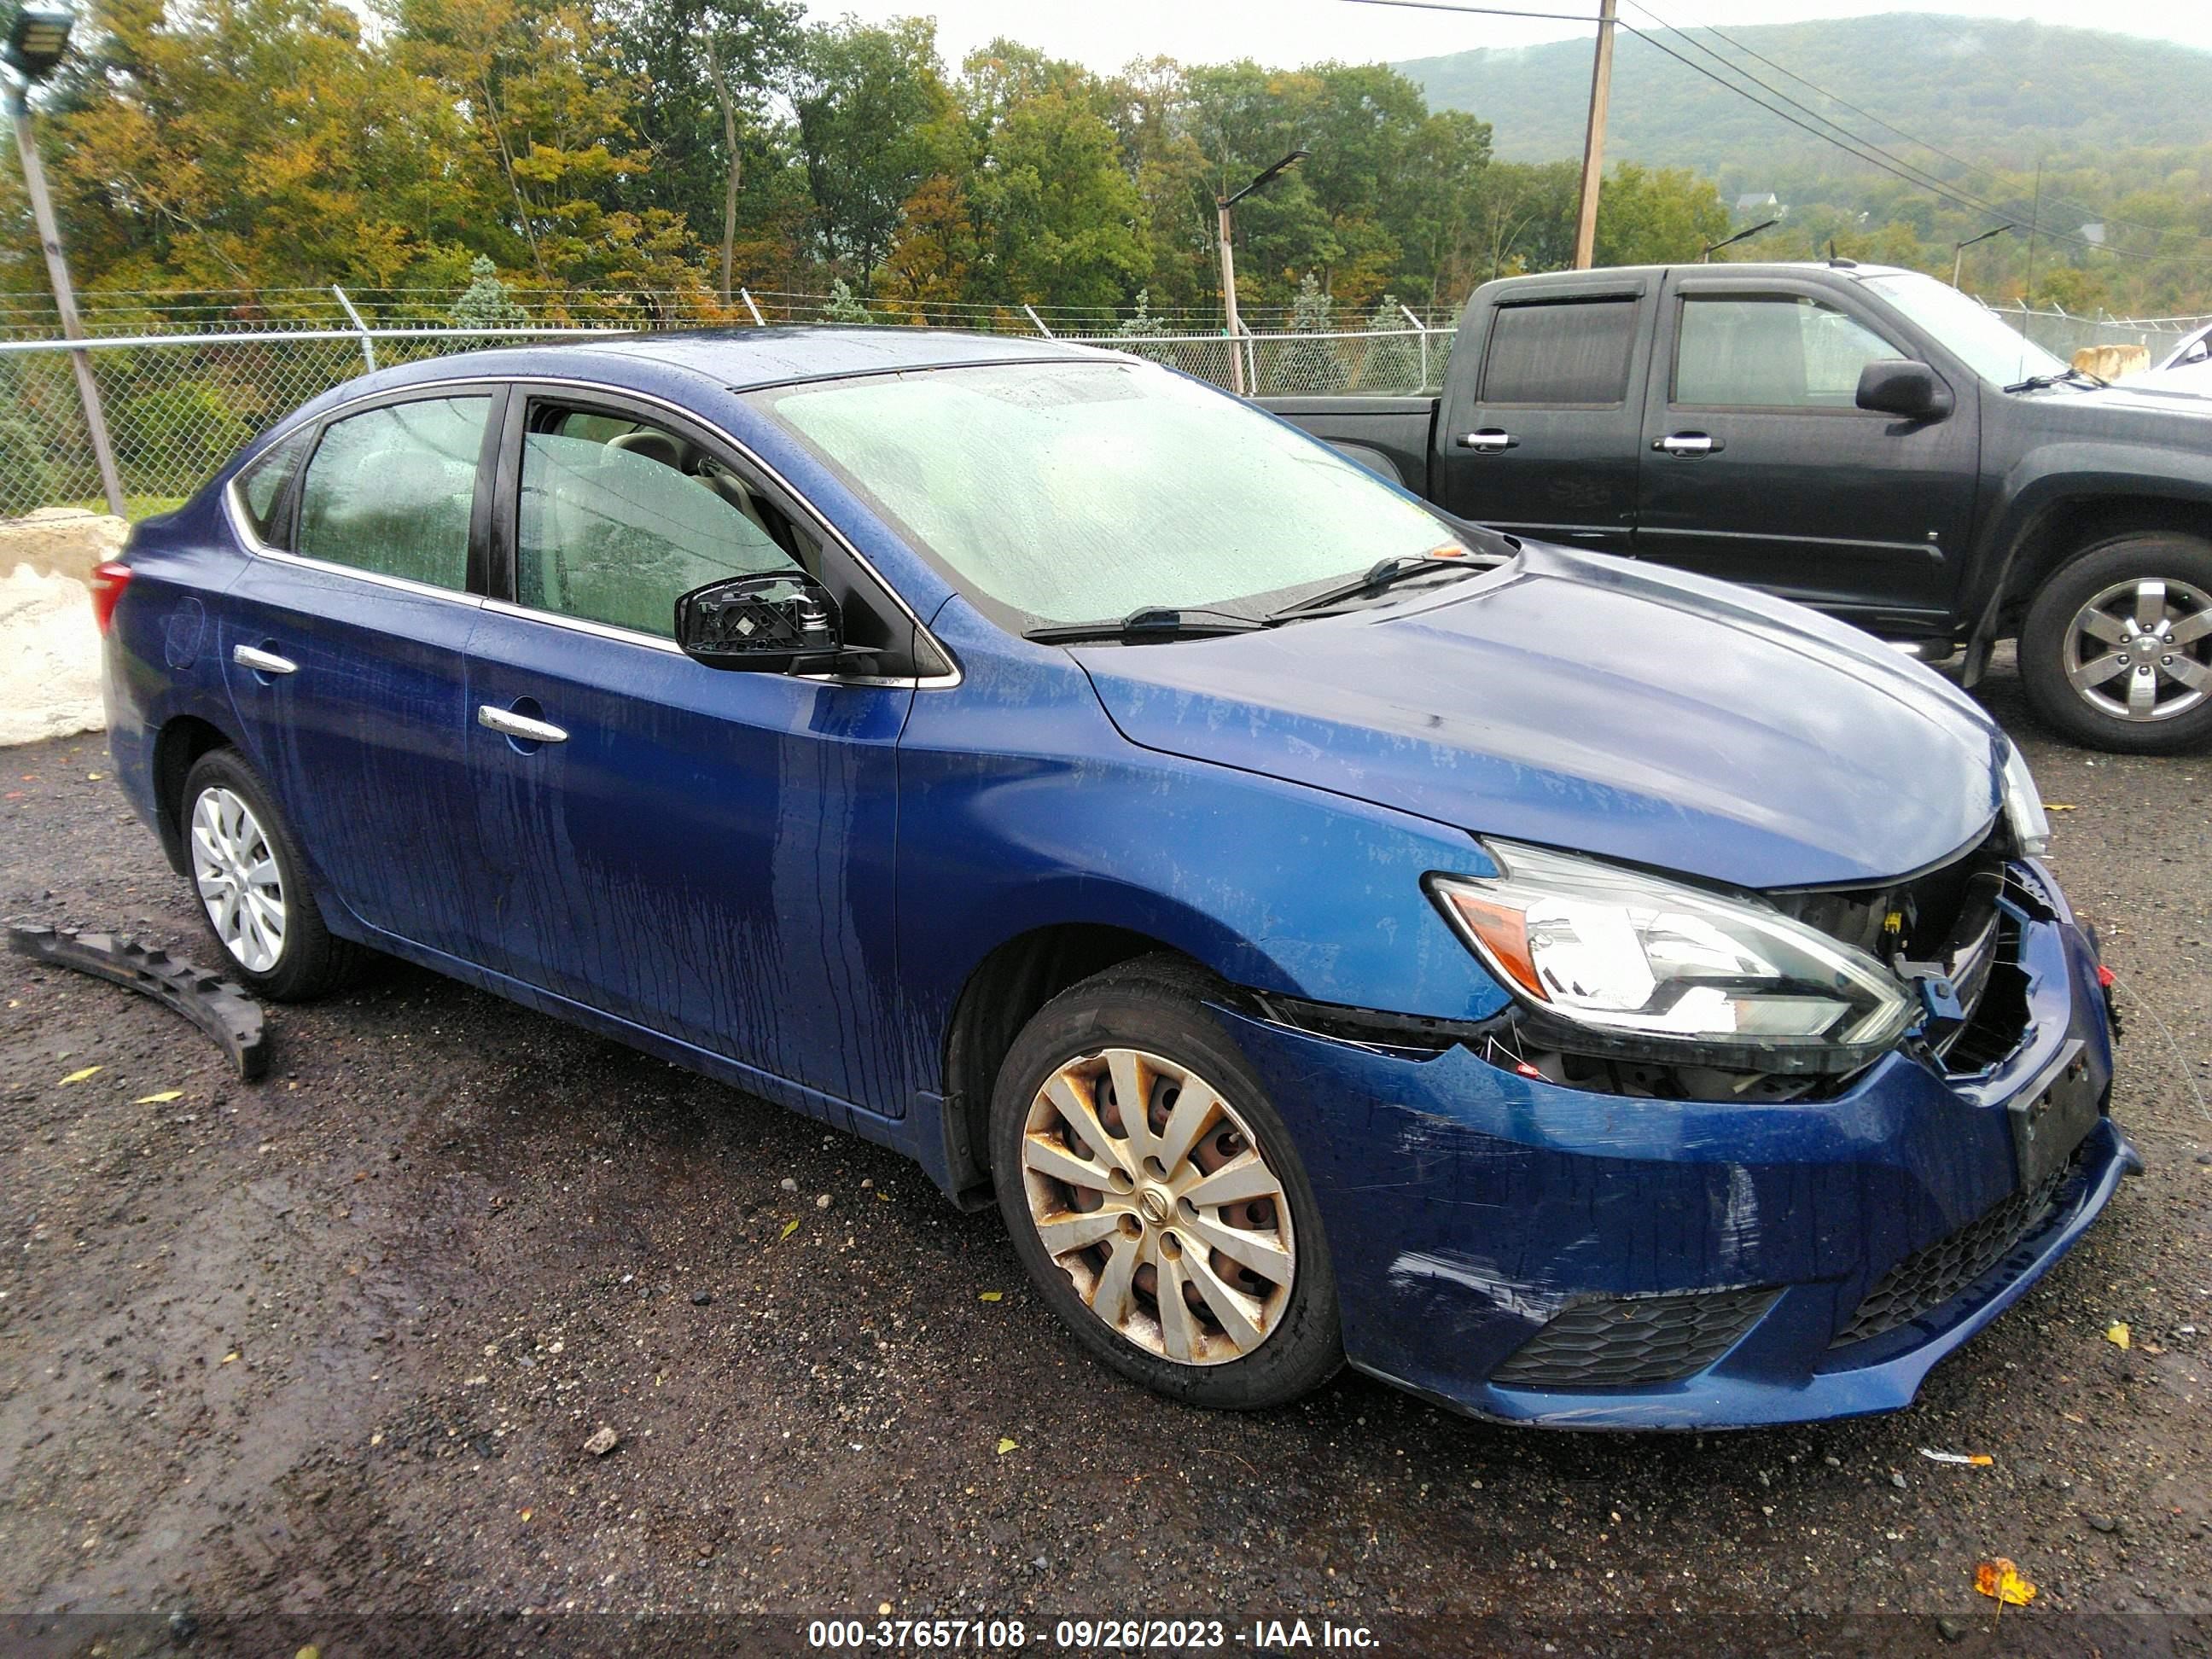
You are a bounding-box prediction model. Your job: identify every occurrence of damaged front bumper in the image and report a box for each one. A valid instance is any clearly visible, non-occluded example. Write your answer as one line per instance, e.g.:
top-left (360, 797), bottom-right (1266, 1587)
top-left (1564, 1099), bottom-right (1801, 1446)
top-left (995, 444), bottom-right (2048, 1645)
top-left (1218, 861), bottom-right (2137, 1429)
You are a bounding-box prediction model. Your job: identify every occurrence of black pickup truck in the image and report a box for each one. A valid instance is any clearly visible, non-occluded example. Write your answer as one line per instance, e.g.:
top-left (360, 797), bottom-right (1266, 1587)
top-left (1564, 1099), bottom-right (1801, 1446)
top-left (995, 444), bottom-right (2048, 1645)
top-left (1265, 261), bottom-right (2212, 754)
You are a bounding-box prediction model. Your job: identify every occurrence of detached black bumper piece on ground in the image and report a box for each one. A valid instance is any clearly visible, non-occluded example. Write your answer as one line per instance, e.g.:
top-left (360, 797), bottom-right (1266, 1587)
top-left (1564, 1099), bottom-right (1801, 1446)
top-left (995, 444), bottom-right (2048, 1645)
top-left (8, 924), bottom-right (266, 1080)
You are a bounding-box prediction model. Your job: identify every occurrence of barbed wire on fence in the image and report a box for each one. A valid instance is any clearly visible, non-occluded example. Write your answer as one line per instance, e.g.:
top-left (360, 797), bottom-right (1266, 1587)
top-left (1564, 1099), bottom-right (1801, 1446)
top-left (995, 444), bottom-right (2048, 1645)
top-left (0, 319), bottom-right (1452, 517)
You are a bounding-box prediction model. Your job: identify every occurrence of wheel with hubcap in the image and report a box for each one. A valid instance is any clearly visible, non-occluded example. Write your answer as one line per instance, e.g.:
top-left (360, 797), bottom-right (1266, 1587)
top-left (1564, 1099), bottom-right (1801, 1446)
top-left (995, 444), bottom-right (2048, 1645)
top-left (2020, 533), bottom-right (2212, 754)
top-left (180, 748), bottom-right (364, 999)
top-left (991, 958), bottom-right (1341, 1407)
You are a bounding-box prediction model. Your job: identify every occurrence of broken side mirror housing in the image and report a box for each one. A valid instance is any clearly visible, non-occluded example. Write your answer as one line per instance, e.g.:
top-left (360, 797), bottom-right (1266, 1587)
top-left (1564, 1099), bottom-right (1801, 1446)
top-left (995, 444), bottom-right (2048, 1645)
top-left (1856, 358), bottom-right (1953, 421)
top-left (673, 571), bottom-right (870, 674)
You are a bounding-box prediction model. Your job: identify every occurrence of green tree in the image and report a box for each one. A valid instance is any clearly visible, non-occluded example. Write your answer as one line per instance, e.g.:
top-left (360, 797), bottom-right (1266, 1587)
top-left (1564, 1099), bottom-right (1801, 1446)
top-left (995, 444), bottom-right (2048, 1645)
top-left (967, 85), bottom-right (1149, 312)
top-left (793, 18), bottom-right (956, 282)
top-left (821, 276), bottom-right (870, 323)
top-left (451, 254), bottom-right (528, 327)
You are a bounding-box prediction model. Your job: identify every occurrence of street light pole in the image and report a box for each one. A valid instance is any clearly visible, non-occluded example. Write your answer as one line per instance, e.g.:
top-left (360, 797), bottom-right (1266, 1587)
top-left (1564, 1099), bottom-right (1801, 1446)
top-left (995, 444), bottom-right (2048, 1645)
top-left (1952, 224), bottom-right (2011, 290)
top-left (6, 4), bottom-right (123, 516)
top-left (1216, 148), bottom-right (1307, 397)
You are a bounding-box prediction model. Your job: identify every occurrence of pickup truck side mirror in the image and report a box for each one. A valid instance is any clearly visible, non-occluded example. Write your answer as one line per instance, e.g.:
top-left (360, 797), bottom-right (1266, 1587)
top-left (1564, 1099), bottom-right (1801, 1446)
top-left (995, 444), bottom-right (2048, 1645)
top-left (674, 571), bottom-right (871, 674)
top-left (1856, 359), bottom-right (1953, 421)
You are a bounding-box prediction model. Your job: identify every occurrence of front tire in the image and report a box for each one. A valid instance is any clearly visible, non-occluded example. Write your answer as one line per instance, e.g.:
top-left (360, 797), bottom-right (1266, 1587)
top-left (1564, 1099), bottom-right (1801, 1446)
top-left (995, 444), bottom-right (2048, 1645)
top-left (181, 748), bottom-right (364, 1000)
top-left (2019, 533), bottom-right (2212, 753)
top-left (989, 957), bottom-right (1342, 1409)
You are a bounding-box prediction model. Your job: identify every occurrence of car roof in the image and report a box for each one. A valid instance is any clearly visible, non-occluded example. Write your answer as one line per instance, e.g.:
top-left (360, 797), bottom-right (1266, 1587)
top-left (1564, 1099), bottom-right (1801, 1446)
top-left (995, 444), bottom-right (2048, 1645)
top-left (579, 324), bottom-right (1108, 390)
top-left (1490, 260), bottom-right (1918, 288)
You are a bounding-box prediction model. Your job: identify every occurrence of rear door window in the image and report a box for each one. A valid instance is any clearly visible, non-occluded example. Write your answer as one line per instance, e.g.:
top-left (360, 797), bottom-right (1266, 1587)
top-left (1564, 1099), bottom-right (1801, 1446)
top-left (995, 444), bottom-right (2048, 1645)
top-left (294, 397), bottom-right (491, 591)
top-left (1480, 298), bottom-right (1638, 405)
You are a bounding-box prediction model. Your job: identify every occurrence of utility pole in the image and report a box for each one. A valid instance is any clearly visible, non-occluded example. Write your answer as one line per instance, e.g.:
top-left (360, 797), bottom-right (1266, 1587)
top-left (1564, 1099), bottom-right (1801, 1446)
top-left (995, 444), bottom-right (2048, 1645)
top-left (7, 49), bottom-right (123, 515)
top-left (1951, 224), bottom-right (2010, 290)
top-left (2023, 156), bottom-right (2044, 308)
top-left (1570, 0), bottom-right (1619, 271)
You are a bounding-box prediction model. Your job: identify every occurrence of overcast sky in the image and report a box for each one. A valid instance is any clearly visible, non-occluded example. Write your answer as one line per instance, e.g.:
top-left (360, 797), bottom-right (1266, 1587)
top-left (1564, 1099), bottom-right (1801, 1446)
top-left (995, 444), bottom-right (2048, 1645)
top-left (802, 1), bottom-right (2212, 72)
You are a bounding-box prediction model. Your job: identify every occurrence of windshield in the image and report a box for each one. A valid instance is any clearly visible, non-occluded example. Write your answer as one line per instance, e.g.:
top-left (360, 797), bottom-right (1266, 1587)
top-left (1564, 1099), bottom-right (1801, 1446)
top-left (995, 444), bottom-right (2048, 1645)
top-left (748, 359), bottom-right (1477, 629)
top-left (1859, 271), bottom-right (2068, 387)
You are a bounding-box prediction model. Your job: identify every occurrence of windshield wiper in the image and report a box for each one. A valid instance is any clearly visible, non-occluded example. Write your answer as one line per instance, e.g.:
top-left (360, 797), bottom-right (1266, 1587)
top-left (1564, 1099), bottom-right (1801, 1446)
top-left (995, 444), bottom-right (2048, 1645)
top-left (1023, 606), bottom-right (1272, 645)
top-left (2003, 366), bottom-right (2107, 393)
top-left (1267, 552), bottom-right (1494, 621)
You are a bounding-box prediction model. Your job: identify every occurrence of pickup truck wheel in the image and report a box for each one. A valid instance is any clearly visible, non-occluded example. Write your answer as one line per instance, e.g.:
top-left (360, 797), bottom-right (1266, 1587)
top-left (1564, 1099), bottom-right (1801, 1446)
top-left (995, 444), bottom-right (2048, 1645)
top-left (2019, 534), bottom-right (2212, 754)
top-left (989, 957), bottom-right (1342, 1409)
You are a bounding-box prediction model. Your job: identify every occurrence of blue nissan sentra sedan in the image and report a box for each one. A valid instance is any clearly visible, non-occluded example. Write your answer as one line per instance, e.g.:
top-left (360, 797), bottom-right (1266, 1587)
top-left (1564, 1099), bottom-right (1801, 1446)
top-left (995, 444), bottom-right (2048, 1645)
top-left (93, 329), bottom-right (2136, 1429)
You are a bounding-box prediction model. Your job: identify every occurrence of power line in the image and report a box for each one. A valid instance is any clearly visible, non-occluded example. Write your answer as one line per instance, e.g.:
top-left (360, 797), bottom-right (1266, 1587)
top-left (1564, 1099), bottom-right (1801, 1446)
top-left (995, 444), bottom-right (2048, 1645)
top-left (1611, 2), bottom-right (2212, 266)
top-left (1355, 0), bottom-right (2212, 268)
top-left (1667, 8), bottom-right (2212, 250)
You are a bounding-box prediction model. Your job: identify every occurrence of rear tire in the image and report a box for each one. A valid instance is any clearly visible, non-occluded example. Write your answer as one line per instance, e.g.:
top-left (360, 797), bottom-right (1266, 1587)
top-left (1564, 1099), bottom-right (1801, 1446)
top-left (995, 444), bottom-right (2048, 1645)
top-left (181, 748), bottom-right (365, 1000)
top-left (2018, 533), bottom-right (2212, 754)
top-left (989, 956), bottom-right (1342, 1410)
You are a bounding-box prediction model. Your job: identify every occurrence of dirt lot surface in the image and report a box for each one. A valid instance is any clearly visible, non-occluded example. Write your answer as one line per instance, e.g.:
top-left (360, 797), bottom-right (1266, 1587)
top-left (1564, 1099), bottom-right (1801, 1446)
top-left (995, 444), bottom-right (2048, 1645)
top-left (2, 660), bottom-right (2208, 1658)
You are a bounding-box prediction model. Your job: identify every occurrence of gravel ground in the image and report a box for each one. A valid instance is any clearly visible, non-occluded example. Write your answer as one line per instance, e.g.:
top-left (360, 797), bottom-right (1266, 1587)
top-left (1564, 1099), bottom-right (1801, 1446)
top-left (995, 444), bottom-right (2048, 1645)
top-left (1, 657), bottom-right (2207, 1658)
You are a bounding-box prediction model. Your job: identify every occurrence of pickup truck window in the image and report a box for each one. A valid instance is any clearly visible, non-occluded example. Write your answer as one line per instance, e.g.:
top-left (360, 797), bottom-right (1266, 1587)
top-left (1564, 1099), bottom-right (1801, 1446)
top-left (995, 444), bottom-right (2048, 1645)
top-left (1481, 298), bottom-right (1636, 405)
top-left (1674, 296), bottom-right (1898, 409)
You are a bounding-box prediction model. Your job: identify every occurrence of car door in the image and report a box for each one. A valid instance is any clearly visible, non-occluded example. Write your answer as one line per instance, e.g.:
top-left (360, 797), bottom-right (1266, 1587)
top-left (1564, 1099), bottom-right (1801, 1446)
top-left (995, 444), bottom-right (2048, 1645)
top-left (1634, 275), bottom-right (1979, 630)
top-left (216, 387), bottom-right (498, 961)
top-left (463, 385), bottom-right (918, 1109)
top-left (1434, 280), bottom-right (1650, 554)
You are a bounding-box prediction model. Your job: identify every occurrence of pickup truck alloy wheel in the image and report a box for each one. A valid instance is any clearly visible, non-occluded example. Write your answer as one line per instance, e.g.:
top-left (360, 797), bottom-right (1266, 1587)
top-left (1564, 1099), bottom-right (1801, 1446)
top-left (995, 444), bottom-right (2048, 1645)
top-left (2062, 574), bottom-right (2211, 724)
top-left (1021, 1045), bottom-right (1295, 1366)
top-left (2022, 533), bottom-right (2212, 753)
top-left (190, 785), bottom-right (286, 973)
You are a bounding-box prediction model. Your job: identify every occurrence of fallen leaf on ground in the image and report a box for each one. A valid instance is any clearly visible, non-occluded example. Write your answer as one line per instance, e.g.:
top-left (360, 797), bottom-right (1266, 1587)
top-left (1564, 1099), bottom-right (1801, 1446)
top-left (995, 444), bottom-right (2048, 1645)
top-left (979, 1290), bottom-right (1003, 1302)
top-left (780, 1219), bottom-right (801, 1240)
top-left (59, 1066), bottom-right (102, 1085)
top-left (1975, 1557), bottom-right (2036, 1606)
top-left (135, 1090), bottom-right (183, 1103)
top-left (2045, 802), bottom-right (2077, 812)
top-left (996, 1437), bottom-right (1017, 1456)
top-left (220, 1352), bottom-right (239, 1365)
top-left (2106, 1321), bottom-right (2132, 1349)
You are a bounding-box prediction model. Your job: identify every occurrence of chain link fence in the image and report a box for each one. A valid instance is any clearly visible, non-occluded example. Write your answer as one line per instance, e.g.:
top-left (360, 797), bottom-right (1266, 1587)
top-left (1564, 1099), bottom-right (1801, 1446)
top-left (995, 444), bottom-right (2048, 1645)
top-left (1982, 300), bottom-right (2212, 366)
top-left (0, 319), bottom-right (1448, 518)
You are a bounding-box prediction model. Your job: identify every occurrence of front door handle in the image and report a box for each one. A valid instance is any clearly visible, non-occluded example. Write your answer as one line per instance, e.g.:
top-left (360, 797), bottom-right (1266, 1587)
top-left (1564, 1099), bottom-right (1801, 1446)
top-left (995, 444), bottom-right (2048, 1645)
top-left (231, 643), bottom-right (298, 676)
top-left (477, 704), bottom-right (569, 745)
top-left (1653, 432), bottom-right (1723, 457)
top-left (1456, 428), bottom-right (1520, 452)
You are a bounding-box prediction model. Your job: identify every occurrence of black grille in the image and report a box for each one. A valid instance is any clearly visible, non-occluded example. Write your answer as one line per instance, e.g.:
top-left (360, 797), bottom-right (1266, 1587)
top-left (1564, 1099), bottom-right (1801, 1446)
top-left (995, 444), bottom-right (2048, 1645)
top-left (1492, 1286), bottom-right (1778, 1388)
top-left (1831, 1163), bottom-right (2070, 1348)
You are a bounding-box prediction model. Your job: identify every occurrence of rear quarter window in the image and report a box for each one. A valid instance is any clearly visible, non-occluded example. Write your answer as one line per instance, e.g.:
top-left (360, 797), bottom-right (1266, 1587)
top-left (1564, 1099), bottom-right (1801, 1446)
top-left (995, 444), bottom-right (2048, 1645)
top-left (232, 428), bottom-right (313, 548)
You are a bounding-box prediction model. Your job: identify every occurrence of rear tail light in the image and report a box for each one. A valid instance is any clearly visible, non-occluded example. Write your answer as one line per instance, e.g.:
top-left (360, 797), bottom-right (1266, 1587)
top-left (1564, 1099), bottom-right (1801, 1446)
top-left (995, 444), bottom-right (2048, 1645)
top-left (88, 561), bottom-right (131, 633)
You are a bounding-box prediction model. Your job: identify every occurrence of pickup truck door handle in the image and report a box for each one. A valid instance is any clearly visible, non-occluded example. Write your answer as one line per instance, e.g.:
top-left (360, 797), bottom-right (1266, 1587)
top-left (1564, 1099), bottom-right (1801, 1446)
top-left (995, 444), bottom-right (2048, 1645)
top-left (1653, 432), bottom-right (1723, 457)
top-left (231, 644), bottom-right (298, 676)
top-left (477, 704), bottom-right (569, 745)
top-left (1456, 428), bottom-right (1519, 452)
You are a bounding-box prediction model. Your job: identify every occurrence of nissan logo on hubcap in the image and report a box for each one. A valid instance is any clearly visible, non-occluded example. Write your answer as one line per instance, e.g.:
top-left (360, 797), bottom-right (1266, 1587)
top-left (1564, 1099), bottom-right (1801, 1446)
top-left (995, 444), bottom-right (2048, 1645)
top-left (1138, 1187), bottom-right (1173, 1225)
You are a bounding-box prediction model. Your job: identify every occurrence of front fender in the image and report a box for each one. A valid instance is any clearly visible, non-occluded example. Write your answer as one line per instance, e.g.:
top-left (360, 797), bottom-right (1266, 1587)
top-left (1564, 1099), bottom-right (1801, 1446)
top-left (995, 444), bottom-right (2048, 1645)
top-left (1965, 439), bottom-right (2212, 644)
top-left (893, 603), bottom-right (1515, 1111)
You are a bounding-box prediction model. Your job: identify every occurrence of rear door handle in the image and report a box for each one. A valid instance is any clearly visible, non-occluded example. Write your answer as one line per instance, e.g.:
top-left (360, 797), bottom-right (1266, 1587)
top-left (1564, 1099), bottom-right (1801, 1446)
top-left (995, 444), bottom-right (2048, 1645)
top-left (1653, 432), bottom-right (1722, 457)
top-left (477, 705), bottom-right (569, 745)
top-left (1456, 428), bottom-right (1519, 452)
top-left (231, 644), bottom-right (298, 676)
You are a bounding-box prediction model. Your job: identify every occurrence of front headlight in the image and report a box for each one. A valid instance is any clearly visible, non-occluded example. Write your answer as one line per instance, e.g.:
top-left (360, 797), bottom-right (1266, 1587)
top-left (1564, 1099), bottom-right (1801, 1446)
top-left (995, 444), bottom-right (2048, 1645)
top-left (1429, 841), bottom-right (1917, 1074)
top-left (2001, 741), bottom-right (2051, 858)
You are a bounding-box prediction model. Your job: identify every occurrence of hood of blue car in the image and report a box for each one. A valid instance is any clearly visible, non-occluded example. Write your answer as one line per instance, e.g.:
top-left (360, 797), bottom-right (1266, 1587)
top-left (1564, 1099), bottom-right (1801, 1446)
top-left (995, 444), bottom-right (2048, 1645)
top-left (1076, 542), bottom-right (2007, 891)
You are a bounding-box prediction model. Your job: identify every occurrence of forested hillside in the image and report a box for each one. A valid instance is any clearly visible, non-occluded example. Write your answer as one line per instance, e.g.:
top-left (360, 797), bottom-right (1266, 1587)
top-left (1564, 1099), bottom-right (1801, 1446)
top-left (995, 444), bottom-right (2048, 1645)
top-left (1400, 15), bottom-right (2212, 315)
top-left (1399, 15), bottom-right (2212, 172)
top-left (3, 3), bottom-right (2209, 334)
